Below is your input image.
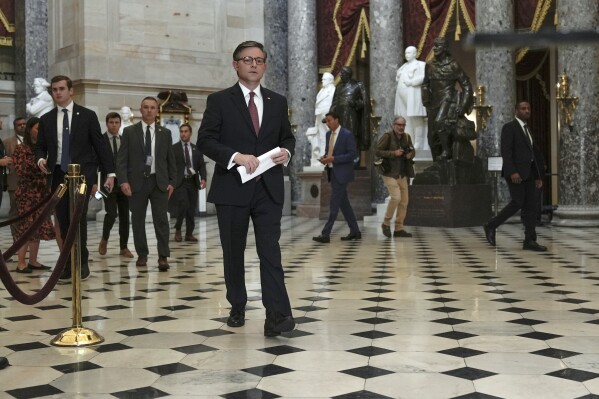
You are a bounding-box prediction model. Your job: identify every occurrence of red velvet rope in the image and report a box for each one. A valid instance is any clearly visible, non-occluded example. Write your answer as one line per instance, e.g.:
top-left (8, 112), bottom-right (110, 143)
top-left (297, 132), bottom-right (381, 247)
top-left (0, 190), bottom-right (86, 305)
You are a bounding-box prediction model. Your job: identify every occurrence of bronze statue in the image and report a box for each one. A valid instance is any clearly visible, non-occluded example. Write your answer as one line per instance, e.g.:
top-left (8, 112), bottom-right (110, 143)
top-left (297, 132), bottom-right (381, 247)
top-left (421, 38), bottom-right (473, 161)
top-left (329, 66), bottom-right (370, 153)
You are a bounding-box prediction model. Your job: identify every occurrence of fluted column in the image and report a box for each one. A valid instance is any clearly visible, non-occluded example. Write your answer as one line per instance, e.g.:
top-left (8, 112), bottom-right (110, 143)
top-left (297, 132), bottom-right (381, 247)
top-left (263, 1), bottom-right (288, 97)
top-left (287, 0), bottom-right (317, 204)
top-left (475, 0), bottom-right (514, 205)
top-left (15, 0), bottom-right (49, 116)
top-left (554, 0), bottom-right (599, 226)
top-left (370, 1), bottom-right (402, 203)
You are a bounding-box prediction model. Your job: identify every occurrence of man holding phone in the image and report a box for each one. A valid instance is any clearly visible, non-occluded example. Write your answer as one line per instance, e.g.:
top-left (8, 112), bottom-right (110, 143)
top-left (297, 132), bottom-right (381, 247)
top-left (98, 112), bottom-right (133, 258)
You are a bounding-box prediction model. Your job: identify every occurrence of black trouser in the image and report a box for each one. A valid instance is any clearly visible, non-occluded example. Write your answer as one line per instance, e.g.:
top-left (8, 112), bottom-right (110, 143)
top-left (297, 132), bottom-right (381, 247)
top-left (215, 179), bottom-right (291, 317)
top-left (488, 173), bottom-right (540, 242)
top-left (173, 177), bottom-right (198, 234)
top-left (102, 186), bottom-right (130, 249)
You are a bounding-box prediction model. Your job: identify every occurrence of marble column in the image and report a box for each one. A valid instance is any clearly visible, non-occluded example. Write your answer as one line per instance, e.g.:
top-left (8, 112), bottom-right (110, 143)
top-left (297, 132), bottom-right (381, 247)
top-left (475, 0), bottom-right (514, 206)
top-left (553, 0), bottom-right (599, 226)
top-left (263, 1), bottom-right (288, 97)
top-left (369, 1), bottom-right (402, 204)
top-left (14, 0), bottom-right (49, 117)
top-left (287, 0), bottom-right (317, 204)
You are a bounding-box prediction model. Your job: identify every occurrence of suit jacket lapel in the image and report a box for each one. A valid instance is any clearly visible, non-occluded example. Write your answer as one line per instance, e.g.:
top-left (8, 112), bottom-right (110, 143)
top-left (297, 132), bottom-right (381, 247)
top-left (69, 105), bottom-right (80, 148)
top-left (136, 122), bottom-right (145, 155)
top-left (260, 88), bottom-right (273, 139)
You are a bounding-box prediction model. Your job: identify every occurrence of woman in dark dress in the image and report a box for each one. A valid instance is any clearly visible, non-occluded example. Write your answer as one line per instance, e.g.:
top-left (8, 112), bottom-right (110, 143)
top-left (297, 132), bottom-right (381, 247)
top-left (14, 117), bottom-right (56, 273)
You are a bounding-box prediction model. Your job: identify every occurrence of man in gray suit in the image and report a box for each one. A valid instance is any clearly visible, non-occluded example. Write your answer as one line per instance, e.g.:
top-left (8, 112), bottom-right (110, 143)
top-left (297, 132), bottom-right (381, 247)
top-left (116, 97), bottom-right (176, 271)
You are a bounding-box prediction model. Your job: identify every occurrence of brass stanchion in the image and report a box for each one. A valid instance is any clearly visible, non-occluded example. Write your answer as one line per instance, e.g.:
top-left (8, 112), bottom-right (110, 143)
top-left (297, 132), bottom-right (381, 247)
top-left (51, 164), bottom-right (104, 347)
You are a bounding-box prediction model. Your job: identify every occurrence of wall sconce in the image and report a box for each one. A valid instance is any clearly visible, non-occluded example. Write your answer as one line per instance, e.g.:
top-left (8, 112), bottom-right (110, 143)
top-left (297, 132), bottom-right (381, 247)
top-left (287, 107), bottom-right (297, 135)
top-left (472, 85), bottom-right (493, 130)
top-left (369, 98), bottom-right (381, 137)
top-left (556, 72), bottom-right (578, 128)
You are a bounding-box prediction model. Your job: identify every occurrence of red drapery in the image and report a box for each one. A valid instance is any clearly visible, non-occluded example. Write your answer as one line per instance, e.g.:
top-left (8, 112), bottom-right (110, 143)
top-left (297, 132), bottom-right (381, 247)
top-left (403, 0), bottom-right (475, 61)
top-left (316, 1), bottom-right (554, 73)
top-left (0, 0), bottom-right (14, 46)
top-left (317, 0), bottom-right (370, 76)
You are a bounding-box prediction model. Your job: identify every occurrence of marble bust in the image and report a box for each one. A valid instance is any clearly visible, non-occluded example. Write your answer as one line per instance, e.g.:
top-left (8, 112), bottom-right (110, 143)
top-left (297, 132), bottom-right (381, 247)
top-left (306, 72), bottom-right (335, 167)
top-left (394, 46), bottom-right (429, 159)
top-left (119, 106), bottom-right (134, 134)
top-left (26, 78), bottom-right (54, 117)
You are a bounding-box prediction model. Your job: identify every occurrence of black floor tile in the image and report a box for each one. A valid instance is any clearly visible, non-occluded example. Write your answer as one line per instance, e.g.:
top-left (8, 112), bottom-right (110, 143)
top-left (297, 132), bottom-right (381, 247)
top-left (546, 368), bottom-right (599, 382)
top-left (443, 367), bottom-right (496, 380)
top-left (145, 362), bottom-right (196, 376)
top-left (340, 365), bottom-right (395, 379)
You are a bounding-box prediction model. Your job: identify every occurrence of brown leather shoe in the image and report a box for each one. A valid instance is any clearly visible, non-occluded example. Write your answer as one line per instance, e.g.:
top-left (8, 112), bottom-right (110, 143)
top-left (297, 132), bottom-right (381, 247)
top-left (136, 255), bottom-right (147, 267)
top-left (174, 230), bottom-right (182, 242)
top-left (98, 239), bottom-right (107, 255)
top-left (158, 256), bottom-right (170, 272)
top-left (184, 234), bottom-right (198, 242)
top-left (120, 248), bottom-right (134, 258)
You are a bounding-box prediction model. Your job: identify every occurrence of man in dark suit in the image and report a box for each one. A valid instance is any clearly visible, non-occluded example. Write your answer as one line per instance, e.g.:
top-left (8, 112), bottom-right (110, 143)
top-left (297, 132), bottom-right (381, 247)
top-left (171, 123), bottom-right (206, 242)
top-left (313, 112), bottom-right (361, 243)
top-left (483, 101), bottom-right (547, 251)
top-left (98, 112), bottom-right (133, 258)
top-left (197, 40), bottom-right (296, 337)
top-left (36, 75), bottom-right (115, 281)
top-left (116, 97), bottom-right (176, 271)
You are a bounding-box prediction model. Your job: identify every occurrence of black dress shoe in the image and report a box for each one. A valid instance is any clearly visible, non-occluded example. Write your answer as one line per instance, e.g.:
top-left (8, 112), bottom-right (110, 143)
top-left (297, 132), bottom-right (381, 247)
top-left (264, 313), bottom-right (295, 337)
top-left (483, 223), bottom-right (496, 246)
top-left (341, 232), bottom-right (361, 241)
top-left (393, 230), bottom-right (412, 238)
top-left (523, 241), bottom-right (547, 252)
top-left (59, 266), bottom-right (71, 282)
top-left (227, 310), bottom-right (245, 327)
top-left (28, 263), bottom-right (51, 270)
top-left (312, 235), bottom-right (330, 243)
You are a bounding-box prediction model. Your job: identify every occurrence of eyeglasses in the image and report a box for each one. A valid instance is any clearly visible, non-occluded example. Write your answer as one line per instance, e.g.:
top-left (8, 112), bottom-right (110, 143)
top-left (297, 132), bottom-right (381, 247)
top-left (394, 123), bottom-right (406, 126)
top-left (236, 56), bottom-right (266, 65)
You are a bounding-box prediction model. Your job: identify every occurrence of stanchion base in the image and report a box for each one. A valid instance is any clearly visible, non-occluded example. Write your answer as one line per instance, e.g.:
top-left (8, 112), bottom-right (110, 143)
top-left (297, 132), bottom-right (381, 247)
top-left (51, 327), bottom-right (104, 347)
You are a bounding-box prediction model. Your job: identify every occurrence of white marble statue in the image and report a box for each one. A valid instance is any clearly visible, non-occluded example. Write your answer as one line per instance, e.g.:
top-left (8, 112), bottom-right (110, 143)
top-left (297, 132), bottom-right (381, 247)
top-left (26, 78), bottom-right (54, 117)
top-left (119, 106), bottom-right (134, 134)
top-left (306, 72), bottom-right (335, 167)
top-left (395, 46), bottom-right (430, 160)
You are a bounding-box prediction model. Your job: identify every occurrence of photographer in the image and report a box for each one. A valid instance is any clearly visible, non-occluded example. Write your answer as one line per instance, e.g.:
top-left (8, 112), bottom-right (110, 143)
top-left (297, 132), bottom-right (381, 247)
top-left (375, 116), bottom-right (415, 238)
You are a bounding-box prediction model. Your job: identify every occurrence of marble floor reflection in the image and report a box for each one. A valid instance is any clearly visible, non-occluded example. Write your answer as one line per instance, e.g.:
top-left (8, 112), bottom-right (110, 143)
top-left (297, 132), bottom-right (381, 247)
top-left (1, 216), bottom-right (599, 399)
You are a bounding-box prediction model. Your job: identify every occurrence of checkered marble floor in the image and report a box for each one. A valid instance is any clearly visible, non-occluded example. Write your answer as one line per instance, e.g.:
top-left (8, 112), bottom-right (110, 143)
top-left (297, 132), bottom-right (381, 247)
top-left (2, 216), bottom-right (599, 399)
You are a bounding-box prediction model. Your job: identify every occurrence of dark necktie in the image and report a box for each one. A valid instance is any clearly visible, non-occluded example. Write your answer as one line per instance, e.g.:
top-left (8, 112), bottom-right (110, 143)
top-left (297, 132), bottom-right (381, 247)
top-left (248, 91), bottom-right (260, 136)
top-left (60, 109), bottom-right (70, 173)
top-left (523, 124), bottom-right (533, 146)
top-left (184, 143), bottom-right (192, 176)
top-left (112, 136), bottom-right (118, 167)
top-left (144, 125), bottom-right (151, 176)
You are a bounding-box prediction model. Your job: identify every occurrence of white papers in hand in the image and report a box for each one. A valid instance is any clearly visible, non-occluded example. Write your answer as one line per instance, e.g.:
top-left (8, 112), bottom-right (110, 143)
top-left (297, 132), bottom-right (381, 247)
top-left (237, 147), bottom-right (281, 183)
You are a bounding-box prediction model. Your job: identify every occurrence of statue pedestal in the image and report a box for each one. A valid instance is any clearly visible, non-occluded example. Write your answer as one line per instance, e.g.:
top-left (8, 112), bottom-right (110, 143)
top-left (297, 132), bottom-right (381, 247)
top-left (319, 169), bottom-right (372, 220)
top-left (295, 169), bottom-right (323, 218)
top-left (404, 184), bottom-right (492, 227)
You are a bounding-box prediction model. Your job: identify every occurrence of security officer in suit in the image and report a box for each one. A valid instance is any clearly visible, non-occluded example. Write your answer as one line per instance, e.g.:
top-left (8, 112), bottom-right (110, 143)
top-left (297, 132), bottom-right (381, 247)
top-left (483, 101), bottom-right (547, 251)
top-left (117, 97), bottom-right (176, 271)
top-left (171, 123), bottom-right (206, 242)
